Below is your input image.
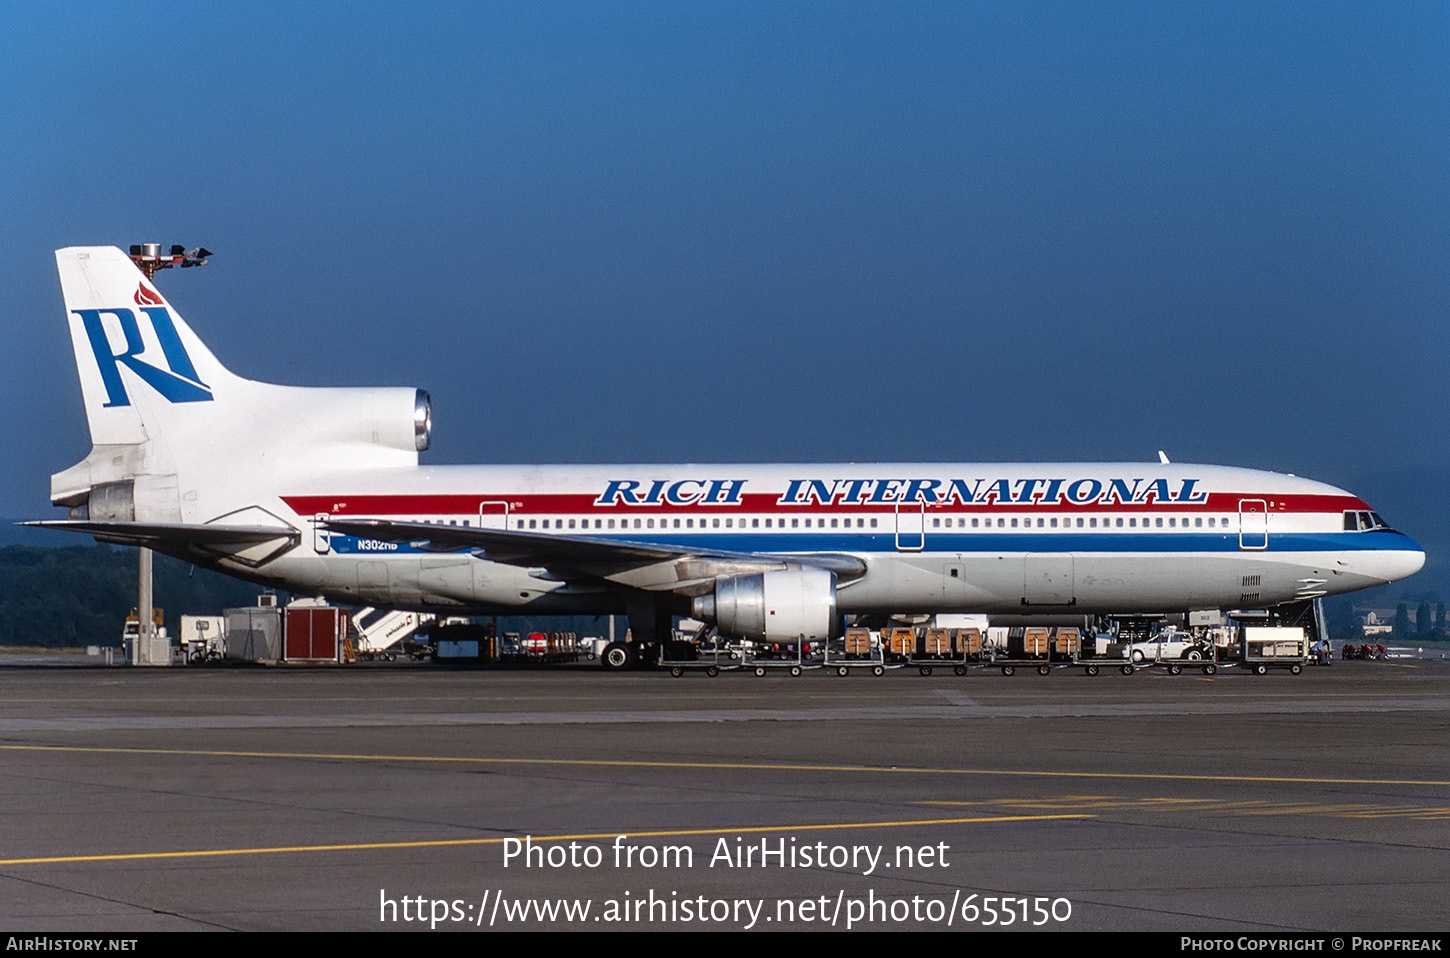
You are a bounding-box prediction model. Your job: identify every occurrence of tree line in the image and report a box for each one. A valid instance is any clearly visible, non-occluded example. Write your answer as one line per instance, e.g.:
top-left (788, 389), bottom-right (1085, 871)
top-left (0, 544), bottom-right (264, 647)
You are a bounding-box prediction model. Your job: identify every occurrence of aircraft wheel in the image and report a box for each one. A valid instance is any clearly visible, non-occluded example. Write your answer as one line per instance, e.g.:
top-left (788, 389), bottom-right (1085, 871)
top-left (601, 642), bottom-right (633, 671)
top-left (670, 666), bottom-right (684, 678)
top-left (837, 665), bottom-right (849, 677)
top-left (919, 665), bottom-right (933, 676)
top-left (1168, 664), bottom-right (1182, 676)
top-left (1121, 664), bottom-right (1134, 675)
top-left (789, 665), bottom-right (802, 677)
top-left (754, 666), bottom-right (767, 677)
top-left (872, 665), bottom-right (885, 677)
top-left (1037, 664), bottom-right (1050, 676)
top-left (1202, 664), bottom-right (1217, 676)
top-left (706, 666), bottom-right (719, 678)
top-left (953, 665), bottom-right (967, 676)
top-left (1290, 664), bottom-right (1303, 675)
top-left (1085, 664), bottom-right (1099, 677)
top-left (1001, 665), bottom-right (1016, 676)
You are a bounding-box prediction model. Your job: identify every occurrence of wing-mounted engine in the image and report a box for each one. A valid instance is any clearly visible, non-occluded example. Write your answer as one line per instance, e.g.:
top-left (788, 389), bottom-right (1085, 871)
top-left (691, 567), bottom-right (839, 642)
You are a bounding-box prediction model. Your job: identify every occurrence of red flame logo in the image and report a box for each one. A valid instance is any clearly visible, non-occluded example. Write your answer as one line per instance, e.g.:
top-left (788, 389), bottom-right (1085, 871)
top-left (134, 283), bottom-right (164, 306)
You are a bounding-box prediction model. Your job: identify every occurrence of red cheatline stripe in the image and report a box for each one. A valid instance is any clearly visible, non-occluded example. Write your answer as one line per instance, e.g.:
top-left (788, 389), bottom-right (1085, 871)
top-left (283, 492), bottom-right (1367, 516)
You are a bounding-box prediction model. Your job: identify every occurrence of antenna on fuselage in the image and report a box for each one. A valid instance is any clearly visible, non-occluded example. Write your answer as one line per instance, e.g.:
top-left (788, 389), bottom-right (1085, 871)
top-left (1158, 450), bottom-right (1171, 464)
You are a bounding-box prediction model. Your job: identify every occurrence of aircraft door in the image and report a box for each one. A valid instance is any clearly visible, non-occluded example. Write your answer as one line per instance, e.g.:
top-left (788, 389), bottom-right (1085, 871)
top-left (478, 500), bottom-right (510, 530)
top-left (312, 513), bottom-right (330, 554)
top-left (1238, 499), bottom-right (1268, 550)
top-left (895, 502), bottom-right (925, 551)
top-left (356, 561), bottom-right (392, 602)
top-left (1023, 553), bottom-right (1075, 605)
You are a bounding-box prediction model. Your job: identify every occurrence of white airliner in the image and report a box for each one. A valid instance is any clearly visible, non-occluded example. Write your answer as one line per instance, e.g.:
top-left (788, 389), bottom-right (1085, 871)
top-left (33, 247), bottom-right (1424, 667)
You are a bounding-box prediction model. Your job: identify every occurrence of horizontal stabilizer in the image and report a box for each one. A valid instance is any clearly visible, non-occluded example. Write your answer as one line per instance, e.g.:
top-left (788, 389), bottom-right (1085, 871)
top-left (22, 520), bottom-right (300, 567)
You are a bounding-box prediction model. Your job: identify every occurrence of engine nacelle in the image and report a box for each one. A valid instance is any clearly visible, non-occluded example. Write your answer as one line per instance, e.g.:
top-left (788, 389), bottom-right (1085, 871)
top-left (692, 567), bottom-right (838, 642)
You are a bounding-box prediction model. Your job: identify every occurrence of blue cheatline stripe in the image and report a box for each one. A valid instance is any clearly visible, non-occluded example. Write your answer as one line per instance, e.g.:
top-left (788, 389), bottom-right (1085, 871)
top-left (324, 530), bottom-right (1416, 557)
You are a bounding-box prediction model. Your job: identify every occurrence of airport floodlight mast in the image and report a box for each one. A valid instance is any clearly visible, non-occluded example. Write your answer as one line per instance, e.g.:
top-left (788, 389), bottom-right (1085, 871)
top-left (127, 243), bottom-right (211, 280)
top-left (124, 242), bottom-right (210, 664)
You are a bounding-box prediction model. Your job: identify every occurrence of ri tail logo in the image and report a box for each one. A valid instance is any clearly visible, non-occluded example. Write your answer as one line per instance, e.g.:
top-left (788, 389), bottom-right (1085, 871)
top-left (74, 283), bottom-right (213, 406)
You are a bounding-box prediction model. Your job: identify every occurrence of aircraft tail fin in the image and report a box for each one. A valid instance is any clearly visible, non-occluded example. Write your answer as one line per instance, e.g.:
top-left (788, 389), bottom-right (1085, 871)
top-left (56, 246), bottom-right (238, 448)
top-left (51, 246), bottom-right (428, 521)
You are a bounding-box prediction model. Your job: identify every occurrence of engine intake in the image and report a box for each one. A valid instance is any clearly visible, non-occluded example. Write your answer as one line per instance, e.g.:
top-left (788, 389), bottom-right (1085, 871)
top-left (692, 567), bottom-right (838, 642)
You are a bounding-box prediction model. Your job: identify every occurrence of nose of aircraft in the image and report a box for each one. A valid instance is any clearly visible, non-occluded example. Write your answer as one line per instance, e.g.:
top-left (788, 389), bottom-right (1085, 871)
top-left (1372, 534), bottom-right (1426, 583)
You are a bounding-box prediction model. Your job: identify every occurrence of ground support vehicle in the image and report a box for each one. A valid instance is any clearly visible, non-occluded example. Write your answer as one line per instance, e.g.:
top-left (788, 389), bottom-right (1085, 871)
top-left (908, 627), bottom-right (981, 676)
top-left (743, 637), bottom-right (825, 677)
top-left (521, 631), bottom-right (581, 664)
top-left (1121, 627), bottom-right (1214, 668)
top-left (1240, 626), bottom-right (1309, 675)
top-left (990, 627), bottom-right (1058, 676)
top-left (1124, 632), bottom-right (1219, 676)
top-left (179, 615), bottom-right (224, 663)
top-left (880, 627), bottom-right (919, 667)
top-left (827, 628), bottom-right (888, 677)
top-left (661, 637), bottom-right (741, 678)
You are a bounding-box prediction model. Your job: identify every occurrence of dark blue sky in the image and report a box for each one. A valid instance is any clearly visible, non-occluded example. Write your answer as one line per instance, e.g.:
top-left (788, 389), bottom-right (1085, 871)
top-left (4, 2), bottom-right (1448, 588)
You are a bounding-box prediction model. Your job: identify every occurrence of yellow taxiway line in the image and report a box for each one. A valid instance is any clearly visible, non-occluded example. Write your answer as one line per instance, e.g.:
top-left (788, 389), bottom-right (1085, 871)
top-left (0, 814), bottom-right (1087, 866)
top-left (2, 743), bottom-right (1445, 788)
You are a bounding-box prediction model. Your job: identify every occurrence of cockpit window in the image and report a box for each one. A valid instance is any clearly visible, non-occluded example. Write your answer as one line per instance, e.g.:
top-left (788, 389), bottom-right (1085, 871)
top-left (1345, 510), bottom-right (1394, 532)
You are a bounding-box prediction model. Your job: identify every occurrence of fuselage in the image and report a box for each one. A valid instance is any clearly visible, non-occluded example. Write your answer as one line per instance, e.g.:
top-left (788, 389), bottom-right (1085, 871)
top-left (258, 461), bottom-right (1424, 616)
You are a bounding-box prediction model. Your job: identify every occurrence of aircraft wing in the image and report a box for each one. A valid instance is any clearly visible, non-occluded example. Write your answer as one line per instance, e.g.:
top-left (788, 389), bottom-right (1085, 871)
top-left (324, 518), bottom-right (867, 594)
